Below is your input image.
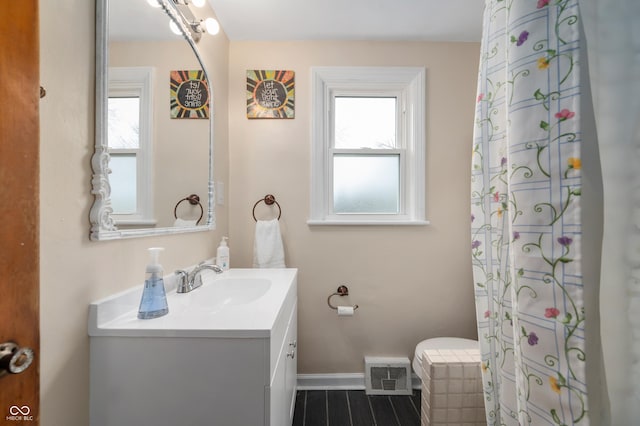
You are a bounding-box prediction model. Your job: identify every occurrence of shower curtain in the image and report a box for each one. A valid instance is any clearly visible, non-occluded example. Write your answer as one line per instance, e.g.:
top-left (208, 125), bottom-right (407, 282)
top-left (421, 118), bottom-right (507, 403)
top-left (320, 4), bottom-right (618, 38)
top-left (470, 0), bottom-right (590, 424)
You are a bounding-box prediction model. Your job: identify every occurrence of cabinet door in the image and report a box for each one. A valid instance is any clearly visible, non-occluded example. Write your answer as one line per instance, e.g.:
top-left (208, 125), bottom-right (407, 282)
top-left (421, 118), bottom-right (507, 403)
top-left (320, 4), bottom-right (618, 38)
top-left (270, 302), bottom-right (297, 426)
top-left (284, 304), bottom-right (298, 423)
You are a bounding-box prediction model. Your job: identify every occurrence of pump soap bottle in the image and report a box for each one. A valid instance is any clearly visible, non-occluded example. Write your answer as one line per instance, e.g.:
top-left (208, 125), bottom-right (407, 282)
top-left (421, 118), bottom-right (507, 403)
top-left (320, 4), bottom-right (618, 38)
top-left (138, 247), bottom-right (169, 319)
top-left (216, 236), bottom-right (230, 271)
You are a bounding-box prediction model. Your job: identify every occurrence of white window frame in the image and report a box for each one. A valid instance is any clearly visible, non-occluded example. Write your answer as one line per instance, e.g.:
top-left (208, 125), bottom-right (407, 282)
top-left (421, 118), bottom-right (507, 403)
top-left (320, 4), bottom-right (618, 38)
top-left (308, 66), bottom-right (428, 225)
top-left (108, 67), bottom-right (155, 226)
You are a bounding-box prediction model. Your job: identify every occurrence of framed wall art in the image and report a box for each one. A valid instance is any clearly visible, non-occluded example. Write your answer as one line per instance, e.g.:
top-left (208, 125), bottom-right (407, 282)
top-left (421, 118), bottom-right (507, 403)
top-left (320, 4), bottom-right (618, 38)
top-left (246, 70), bottom-right (295, 119)
top-left (170, 70), bottom-right (210, 119)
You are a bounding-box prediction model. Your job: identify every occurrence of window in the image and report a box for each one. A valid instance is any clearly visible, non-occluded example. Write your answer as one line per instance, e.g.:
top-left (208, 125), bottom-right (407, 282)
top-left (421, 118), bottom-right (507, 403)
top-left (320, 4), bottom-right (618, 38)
top-left (309, 67), bottom-right (427, 225)
top-left (108, 67), bottom-right (155, 225)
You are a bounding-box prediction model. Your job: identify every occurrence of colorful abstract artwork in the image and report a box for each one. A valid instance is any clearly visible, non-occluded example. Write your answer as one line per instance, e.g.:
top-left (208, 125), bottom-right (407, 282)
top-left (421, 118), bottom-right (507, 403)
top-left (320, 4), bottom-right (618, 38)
top-left (170, 70), bottom-right (209, 119)
top-left (246, 70), bottom-right (295, 119)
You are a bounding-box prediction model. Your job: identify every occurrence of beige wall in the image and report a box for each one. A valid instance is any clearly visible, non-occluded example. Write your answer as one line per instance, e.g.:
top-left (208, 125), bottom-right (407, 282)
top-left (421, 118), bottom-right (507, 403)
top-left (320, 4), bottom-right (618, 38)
top-left (39, 1), bottom-right (229, 425)
top-left (228, 41), bottom-right (480, 374)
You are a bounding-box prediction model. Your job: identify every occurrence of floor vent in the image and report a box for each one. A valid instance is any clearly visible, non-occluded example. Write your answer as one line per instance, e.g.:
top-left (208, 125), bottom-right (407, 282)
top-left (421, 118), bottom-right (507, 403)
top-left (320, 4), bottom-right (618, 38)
top-left (364, 356), bottom-right (412, 395)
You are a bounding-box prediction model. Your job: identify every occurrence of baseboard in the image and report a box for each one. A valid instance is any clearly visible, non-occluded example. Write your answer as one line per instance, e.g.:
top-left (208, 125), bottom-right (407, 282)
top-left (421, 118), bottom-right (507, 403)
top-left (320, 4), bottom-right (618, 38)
top-left (297, 373), bottom-right (422, 390)
top-left (297, 373), bottom-right (365, 390)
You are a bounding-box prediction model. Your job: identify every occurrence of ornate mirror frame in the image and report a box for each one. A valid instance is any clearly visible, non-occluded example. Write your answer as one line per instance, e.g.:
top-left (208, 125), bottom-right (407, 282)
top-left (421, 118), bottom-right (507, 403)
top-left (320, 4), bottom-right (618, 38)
top-left (90, 0), bottom-right (215, 240)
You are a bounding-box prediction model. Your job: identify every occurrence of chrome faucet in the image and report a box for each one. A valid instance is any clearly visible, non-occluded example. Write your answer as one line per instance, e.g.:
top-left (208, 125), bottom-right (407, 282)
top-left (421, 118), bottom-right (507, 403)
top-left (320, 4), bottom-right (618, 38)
top-left (175, 263), bottom-right (223, 293)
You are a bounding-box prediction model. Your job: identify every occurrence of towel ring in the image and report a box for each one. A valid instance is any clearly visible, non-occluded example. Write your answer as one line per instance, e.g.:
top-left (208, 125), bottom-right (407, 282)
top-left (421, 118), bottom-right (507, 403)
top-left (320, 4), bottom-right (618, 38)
top-left (252, 194), bottom-right (282, 222)
top-left (174, 194), bottom-right (204, 225)
top-left (327, 285), bottom-right (359, 310)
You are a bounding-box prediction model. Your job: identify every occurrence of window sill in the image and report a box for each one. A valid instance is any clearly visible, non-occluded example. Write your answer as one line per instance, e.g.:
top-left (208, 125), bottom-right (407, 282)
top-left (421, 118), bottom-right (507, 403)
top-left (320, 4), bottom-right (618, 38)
top-left (307, 219), bottom-right (430, 226)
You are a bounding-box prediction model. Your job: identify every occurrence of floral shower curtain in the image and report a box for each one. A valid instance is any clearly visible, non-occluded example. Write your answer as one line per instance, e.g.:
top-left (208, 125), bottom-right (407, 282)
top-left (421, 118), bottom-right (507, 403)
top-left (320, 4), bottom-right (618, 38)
top-left (471, 0), bottom-right (589, 424)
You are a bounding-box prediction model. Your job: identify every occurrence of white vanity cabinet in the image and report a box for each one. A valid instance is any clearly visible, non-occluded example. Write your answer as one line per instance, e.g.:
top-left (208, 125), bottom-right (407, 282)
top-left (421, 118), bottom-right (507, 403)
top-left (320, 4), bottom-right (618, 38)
top-left (88, 269), bottom-right (298, 426)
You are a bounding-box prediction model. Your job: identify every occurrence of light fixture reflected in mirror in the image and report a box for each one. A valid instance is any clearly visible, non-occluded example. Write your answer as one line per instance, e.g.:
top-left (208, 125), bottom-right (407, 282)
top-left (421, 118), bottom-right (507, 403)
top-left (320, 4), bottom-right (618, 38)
top-left (152, 0), bottom-right (220, 43)
top-left (202, 17), bottom-right (219, 35)
top-left (169, 20), bottom-right (182, 35)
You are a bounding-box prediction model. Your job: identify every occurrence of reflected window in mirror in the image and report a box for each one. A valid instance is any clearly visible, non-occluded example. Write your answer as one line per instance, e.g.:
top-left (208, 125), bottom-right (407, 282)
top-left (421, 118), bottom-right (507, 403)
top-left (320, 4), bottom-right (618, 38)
top-left (108, 67), bottom-right (155, 226)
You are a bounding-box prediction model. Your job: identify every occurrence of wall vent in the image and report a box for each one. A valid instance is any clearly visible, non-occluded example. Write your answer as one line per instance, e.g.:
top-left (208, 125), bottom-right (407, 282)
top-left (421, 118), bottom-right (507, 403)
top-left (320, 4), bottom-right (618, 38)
top-left (364, 356), bottom-right (412, 395)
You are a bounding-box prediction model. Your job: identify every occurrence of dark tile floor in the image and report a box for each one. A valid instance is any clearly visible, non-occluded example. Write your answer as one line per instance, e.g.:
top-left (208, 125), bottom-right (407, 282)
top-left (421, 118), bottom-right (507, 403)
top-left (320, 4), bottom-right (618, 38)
top-left (293, 390), bottom-right (421, 426)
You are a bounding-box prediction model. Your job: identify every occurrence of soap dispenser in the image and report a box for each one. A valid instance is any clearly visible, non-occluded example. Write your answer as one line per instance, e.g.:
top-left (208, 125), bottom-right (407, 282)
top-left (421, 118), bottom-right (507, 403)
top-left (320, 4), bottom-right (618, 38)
top-left (138, 247), bottom-right (169, 319)
top-left (216, 236), bottom-right (230, 271)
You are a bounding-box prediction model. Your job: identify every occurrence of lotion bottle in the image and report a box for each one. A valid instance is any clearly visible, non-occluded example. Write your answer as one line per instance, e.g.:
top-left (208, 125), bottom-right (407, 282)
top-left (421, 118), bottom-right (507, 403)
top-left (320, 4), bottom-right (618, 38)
top-left (137, 247), bottom-right (169, 319)
top-left (216, 236), bottom-right (230, 271)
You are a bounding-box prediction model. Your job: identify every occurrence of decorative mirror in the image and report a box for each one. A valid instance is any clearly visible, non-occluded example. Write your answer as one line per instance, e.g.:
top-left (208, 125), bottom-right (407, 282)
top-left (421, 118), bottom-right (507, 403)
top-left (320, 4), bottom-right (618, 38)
top-left (91, 0), bottom-right (215, 240)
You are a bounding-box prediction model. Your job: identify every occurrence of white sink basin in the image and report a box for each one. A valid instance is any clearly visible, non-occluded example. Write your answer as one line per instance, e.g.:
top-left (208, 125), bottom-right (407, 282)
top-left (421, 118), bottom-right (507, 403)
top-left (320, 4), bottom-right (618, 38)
top-left (203, 277), bottom-right (271, 306)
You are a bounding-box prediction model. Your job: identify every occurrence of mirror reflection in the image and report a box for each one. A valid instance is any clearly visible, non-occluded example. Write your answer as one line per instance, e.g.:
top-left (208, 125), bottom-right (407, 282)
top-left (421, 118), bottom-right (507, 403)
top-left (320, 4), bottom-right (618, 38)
top-left (90, 0), bottom-right (215, 240)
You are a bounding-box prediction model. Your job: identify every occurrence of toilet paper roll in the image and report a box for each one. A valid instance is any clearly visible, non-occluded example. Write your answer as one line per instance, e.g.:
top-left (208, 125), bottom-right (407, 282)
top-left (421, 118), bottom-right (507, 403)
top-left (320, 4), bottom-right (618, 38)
top-left (337, 306), bottom-right (354, 316)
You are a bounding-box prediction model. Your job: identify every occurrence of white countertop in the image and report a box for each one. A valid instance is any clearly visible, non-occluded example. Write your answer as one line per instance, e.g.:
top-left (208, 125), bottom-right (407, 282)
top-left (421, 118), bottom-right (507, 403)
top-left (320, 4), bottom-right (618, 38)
top-left (88, 268), bottom-right (297, 338)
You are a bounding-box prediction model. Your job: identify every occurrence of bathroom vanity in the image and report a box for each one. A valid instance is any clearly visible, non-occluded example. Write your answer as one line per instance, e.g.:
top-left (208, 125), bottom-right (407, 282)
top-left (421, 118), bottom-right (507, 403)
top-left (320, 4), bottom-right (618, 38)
top-left (88, 268), bottom-right (297, 426)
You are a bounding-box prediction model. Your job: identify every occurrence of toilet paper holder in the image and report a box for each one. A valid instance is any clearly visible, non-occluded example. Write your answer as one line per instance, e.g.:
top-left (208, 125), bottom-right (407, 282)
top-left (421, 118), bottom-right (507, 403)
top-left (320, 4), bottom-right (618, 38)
top-left (327, 285), bottom-right (359, 311)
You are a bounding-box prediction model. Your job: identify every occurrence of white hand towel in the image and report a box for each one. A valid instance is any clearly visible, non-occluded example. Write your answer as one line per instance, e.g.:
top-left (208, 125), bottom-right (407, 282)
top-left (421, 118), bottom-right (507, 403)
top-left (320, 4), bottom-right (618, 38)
top-left (173, 218), bottom-right (197, 227)
top-left (253, 219), bottom-right (286, 268)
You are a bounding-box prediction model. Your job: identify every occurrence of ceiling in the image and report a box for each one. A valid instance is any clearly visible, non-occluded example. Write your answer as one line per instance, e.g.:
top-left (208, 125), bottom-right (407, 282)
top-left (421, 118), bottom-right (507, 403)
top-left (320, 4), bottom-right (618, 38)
top-left (110, 0), bottom-right (183, 41)
top-left (207, 0), bottom-right (484, 42)
top-left (109, 0), bottom-right (483, 43)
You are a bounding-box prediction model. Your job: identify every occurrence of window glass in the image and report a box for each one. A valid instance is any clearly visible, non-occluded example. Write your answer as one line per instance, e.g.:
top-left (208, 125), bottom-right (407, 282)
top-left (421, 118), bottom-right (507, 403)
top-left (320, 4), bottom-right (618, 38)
top-left (333, 154), bottom-right (400, 214)
top-left (334, 97), bottom-right (396, 149)
top-left (109, 154), bottom-right (137, 214)
top-left (108, 97), bottom-right (140, 149)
